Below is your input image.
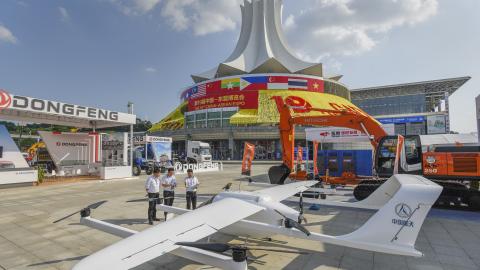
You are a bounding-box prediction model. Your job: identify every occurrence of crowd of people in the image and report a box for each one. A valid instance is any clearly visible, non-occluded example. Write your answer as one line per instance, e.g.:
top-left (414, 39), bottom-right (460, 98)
top-left (145, 167), bottom-right (199, 225)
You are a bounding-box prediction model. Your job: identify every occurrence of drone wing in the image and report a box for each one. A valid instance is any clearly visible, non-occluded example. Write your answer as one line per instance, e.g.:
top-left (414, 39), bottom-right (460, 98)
top-left (254, 180), bottom-right (318, 202)
top-left (73, 198), bottom-right (263, 270)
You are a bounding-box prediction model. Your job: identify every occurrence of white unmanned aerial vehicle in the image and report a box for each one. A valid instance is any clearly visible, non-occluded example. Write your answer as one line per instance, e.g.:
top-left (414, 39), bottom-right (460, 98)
top-left (56, 174), bottom-right (442, 270)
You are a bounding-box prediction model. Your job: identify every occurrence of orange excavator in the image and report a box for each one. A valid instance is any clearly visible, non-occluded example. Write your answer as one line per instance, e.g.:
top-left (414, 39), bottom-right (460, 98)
top-left (268, 95), bottom-right (387, 185)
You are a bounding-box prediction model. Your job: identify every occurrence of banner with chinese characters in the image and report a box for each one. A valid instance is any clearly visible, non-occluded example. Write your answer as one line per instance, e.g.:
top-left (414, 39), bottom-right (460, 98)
top-left (188, 91), bottom-right (258, 111)
top-left (241, 142), bottom-right (255, 176)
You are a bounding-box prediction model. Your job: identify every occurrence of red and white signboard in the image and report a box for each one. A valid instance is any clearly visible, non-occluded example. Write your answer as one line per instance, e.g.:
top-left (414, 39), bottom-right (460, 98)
top-left (306, 127), bottom-right (371, 143)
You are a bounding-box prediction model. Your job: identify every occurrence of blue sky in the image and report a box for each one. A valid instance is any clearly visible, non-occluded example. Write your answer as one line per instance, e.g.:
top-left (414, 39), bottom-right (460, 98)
top-left (0, 0), bottom-right (479, 133)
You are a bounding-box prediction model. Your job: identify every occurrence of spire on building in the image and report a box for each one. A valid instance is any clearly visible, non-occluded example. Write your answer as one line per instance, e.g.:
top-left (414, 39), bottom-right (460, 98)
top-left (191, 0), bottom-right (323, 83)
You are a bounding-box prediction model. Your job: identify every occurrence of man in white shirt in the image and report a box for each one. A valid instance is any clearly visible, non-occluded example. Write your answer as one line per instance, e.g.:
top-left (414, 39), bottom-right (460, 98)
top-left (161, 167), bottom-right (177, 220)
top-left (184, 169), bottom-right (200, 210)
top-left (145, 168), bottom-right (161, 225)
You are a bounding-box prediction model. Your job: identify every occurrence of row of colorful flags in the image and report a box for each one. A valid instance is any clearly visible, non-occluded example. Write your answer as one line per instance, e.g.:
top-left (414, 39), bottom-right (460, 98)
top-left (182, 76), bottom-right (324, 100)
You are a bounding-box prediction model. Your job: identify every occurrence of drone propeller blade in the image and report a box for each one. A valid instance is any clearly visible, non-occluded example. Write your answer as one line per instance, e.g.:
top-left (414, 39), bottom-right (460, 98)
top-left (274, 210), bottom-right (311, 236)
top-left (223, 183), bottom-right (232, 191)
top-left (53, 211), bottom-right (80, 223)
top-left (299, 193), bottom-right (304, 215)
top-left (53, 200), bottom-right (107, 224)
top-left (198, 195), bottom-right (216, 208)
top-left (247, 247), bottom-right (309, 255)
top-left (298, 192), bottom-right (306, 224)
top-left (88, 200), bottom-right (107, 209)
top-left (274, 209), bottom-right (288, 219)
top-left (290, 220), bottom-right (311, 236)
top-left (175, 242), bottom-right (232, 253)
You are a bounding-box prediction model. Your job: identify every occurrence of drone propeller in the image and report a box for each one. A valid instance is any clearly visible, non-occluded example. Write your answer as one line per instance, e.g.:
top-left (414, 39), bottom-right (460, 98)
top-left (223, 183), bottom-right (232, 191)
top-left (197, 195), bottom-right (216, 208)
top-left (274, 210), bottom-right (311, 236)
top-left (175, 242), bottom-right (309, 262)
top-left (298, 193), bottom-right (307, 224)
top-left (198, 184), bottom-right (231, 208)
top-left (53, 200), bottom-right (107, 223)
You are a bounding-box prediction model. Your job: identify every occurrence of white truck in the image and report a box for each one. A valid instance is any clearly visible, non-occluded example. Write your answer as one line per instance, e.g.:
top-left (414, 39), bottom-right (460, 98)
top-left (186, 141), bottom-right (212, 163)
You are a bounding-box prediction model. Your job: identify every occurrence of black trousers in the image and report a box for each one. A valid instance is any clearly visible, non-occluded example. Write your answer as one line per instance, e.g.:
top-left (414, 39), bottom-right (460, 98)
top-left (163, 190), bottom-right (175, 218)
top-left (186, 191), bottom-right (197, 210)
top-left (147, 192), bottom-right (159, 221)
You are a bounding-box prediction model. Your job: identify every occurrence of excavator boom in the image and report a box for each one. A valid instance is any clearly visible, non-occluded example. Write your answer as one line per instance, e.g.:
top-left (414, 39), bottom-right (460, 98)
top-left (269, 96), bottom-right (388, 185)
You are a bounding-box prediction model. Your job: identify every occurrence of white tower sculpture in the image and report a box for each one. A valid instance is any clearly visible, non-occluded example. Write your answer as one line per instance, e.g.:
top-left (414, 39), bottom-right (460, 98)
top-left (191, 0), bottom-right (323, 83)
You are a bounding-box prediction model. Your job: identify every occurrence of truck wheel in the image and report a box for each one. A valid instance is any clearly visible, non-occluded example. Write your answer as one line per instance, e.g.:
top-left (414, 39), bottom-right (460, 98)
top-left (468, 196), bottom-right (480, 211)
top-left (132, 165), bottom-right (141, 176)
top-left (145, 166), bottom-right (153, 175)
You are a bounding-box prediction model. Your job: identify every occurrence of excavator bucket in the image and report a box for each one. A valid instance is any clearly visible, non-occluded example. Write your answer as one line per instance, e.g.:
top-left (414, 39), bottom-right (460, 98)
top-left (268, 164), bottom-right (291, 185)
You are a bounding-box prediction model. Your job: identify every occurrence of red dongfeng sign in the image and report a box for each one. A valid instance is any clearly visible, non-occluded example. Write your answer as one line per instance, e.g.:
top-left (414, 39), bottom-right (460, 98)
top-left (0, 90), bottom-right (12, 110)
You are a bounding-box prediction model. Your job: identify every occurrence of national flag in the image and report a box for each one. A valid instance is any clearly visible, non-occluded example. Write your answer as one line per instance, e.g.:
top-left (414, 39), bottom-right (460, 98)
top-left (221, 78), bottom-right (240, 90)
top-left (308, 79), bottom-right (324, 92)
top-left (191, 84), bottom-right (207, 98)
top-left (240, 76), bottom-right (268, 90)
top-left (206, 80), bottom-right (222, 95)
top-left (288, 78), bottom-right (308, 90)
top-left (267, 76), bottom-right (289, 89)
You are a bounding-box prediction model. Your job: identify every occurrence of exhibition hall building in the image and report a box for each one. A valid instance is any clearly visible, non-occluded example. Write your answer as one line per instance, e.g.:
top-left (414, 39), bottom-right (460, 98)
top-left (149, 0), bottom-right (471, 160)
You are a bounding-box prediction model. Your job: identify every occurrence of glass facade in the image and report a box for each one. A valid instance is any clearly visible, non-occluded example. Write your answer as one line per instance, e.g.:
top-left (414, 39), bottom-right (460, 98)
top-left (352, 94), bottom-right (426, 116)
top-left (185, 108), bottom-right (238, 129)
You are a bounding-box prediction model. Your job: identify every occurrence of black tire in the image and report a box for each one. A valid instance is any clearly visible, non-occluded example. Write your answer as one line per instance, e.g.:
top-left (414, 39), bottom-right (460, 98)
top-left (132, 165), bottom-right (141, 176)
top-left (145, 166), bottom-right (153, 175)
top-left (468, 195), bottom-right (480, 211)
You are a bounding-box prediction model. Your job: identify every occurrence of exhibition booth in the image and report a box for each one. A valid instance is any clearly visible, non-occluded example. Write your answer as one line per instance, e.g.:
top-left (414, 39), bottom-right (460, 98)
top-left (0, 90), bottom-right (136, 185)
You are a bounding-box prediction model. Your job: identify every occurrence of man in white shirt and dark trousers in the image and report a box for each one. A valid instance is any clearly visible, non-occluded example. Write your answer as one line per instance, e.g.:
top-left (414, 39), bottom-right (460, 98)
top-left (145, 168), bottom-right (161, 225)
top-left (184, 169), bottom-right (200, 210)
top-left (161, 167), bottom-right (177, 220)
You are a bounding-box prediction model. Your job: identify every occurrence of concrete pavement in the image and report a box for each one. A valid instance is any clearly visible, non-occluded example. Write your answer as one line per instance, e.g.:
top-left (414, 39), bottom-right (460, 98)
top-left (1, 164), bottom-right (480, 270)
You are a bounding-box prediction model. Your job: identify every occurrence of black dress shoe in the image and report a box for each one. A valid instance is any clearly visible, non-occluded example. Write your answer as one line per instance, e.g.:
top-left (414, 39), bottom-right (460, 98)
top-left (148, 220), bottom-right (153, 225)
top-left (153, 218), bottom-right (161, 221)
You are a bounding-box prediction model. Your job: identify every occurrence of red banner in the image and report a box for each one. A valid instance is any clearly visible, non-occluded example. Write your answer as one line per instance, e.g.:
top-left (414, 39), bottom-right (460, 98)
top-left (188, 91), bottom-right (258, 111)
top-left (241, 142), bottom-right (255, 176)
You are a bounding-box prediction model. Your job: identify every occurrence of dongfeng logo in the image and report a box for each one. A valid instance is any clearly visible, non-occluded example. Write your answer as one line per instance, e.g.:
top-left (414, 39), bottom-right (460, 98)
top-left (0, 90), bottom-right (12, 110)
top-left (395, 203), bottom-right (412, 219)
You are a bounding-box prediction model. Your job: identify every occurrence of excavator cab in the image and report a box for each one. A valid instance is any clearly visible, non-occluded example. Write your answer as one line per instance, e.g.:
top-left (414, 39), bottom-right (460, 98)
top-left (375, 135), bottom-right (422, 177)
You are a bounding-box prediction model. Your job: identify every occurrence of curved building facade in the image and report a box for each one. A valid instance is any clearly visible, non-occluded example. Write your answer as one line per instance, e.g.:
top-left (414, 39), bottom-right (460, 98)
top-left (149, 0), bottom-right (469, 160)
top-left (149, 0), bottom-right (352, 159)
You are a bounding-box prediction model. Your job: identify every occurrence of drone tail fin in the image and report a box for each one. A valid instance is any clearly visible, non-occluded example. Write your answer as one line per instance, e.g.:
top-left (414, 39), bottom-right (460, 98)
top-left (337, 175), bottom-right (442, 257)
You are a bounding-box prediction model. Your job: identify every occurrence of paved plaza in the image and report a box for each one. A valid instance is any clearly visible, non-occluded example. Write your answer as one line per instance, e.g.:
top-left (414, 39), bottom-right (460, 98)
top-left (1, 164), bottom-right (480, 270)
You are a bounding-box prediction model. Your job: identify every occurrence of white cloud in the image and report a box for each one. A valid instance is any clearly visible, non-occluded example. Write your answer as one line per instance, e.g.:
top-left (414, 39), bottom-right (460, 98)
top-left (58, 7), bottom-right (70, 22)
top-left (145, 67), bottom-right (157, 73)
top-left (284, 0), bottom-right (438, 61)
top-left (0, 24), bottom-right (17, 44)
top-left (112, 0), bottom-right (162, 16)
top-left (108, 0), bottom-right (438, 61)
top-left (160, 0), bottom-right (241, 36)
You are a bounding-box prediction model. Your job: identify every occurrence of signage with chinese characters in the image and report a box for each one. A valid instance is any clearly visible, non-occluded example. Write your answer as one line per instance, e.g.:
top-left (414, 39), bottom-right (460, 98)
top-left (306, 127), bottom-right (370, 143)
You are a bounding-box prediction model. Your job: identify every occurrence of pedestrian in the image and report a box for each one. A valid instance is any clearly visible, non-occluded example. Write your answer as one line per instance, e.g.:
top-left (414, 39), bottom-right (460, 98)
top-left (184, 169), bottom-right (199, 210)
top-left (145, 167), bottom-right (161, 225)
top-left (161, 167), bottom-right (177, 220)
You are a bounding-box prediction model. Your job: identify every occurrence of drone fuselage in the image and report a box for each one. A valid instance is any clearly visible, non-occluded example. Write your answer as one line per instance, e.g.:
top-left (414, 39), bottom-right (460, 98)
top-left (212, 191), bottom-right (300, 238)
